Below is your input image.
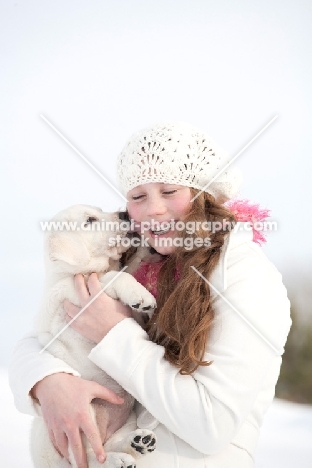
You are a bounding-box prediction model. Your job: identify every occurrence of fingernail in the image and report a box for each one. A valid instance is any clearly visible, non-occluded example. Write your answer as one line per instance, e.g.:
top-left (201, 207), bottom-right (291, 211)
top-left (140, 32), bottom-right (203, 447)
top-left (98, 455), bottom-right (105, 463)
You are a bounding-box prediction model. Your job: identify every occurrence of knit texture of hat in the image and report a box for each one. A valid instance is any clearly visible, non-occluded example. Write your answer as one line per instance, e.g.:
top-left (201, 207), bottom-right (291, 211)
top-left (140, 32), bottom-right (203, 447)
top-left (117, 122), bottom-right (242, 203)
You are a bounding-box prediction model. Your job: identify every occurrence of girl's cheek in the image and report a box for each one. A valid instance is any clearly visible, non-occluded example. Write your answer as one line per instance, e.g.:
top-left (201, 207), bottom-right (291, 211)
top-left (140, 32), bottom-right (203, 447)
top-left (172, 200), bottom-right (192, 217)
top-left (171, 189), bottom-right (192, 215)
top-left (127, 203), bottom-right (140, 222)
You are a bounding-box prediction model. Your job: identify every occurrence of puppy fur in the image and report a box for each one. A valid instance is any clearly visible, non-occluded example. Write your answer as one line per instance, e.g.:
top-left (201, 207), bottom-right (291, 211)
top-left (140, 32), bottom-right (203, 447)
top-left (31, 205), bottom-right (157, 468)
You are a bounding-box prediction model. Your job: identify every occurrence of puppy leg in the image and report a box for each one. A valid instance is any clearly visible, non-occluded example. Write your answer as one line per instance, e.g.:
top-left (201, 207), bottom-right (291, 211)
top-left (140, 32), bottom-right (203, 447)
top-left (103, 412), bottom-right (156, 463)
top-left (99, 271), bottom-right (156, 315)
top-left (98, 430), bottom-right (156, 468)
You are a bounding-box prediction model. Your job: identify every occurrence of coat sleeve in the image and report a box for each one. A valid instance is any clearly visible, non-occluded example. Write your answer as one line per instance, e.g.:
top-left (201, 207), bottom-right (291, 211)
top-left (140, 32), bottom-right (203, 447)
top-left (89, 240), bottom-right (291, 455)
top-left (8, 332), bottom-right (81, 416)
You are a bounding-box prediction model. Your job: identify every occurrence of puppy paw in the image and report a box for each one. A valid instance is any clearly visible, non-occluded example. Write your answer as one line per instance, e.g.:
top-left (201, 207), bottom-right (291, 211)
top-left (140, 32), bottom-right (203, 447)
top-left (103, 452), bottom-right (136, 468)
top-left (129, 289), bottom-right (156, 316)
top-left (100, 271), bottom-right (156, 316)
top-left (131, 432), bottom-right (156, 454)
top-left (126, 429), bottom-right (157, 457)
top-left (131, 300), bottom-right (156, 315)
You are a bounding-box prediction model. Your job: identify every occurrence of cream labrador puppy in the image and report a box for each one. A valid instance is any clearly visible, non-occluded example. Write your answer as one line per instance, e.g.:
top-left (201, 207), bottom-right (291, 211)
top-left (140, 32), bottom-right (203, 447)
top-left (31, 204), bottom-right (157, 468)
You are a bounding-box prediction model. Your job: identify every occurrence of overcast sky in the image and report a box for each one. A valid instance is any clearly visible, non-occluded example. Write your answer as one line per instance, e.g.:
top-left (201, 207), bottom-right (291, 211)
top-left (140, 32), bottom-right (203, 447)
top-left (1, 0), bottom-right (311, 364)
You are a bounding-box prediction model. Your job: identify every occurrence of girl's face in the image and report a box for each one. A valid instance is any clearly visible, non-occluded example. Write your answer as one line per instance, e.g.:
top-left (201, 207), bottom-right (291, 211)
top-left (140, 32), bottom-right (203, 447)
top-left (127, 183), bottom-right (192, 255)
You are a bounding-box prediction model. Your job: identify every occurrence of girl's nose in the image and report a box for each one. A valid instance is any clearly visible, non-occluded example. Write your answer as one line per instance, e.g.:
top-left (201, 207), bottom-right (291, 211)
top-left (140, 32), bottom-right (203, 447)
top-left (146, 197), bottom-right (167, 217)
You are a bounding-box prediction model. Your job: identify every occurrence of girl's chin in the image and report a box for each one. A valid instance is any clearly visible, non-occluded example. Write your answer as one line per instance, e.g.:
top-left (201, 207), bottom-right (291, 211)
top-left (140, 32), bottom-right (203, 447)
top-left (147, 235), bottom-right (176, 255)
top-left (152, 245), bottom-right (176, 255)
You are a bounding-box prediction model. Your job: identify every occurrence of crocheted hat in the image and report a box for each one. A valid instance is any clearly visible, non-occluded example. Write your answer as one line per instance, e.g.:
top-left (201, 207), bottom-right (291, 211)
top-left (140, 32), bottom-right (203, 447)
top-left (117, 122), bottom-right (242, 203)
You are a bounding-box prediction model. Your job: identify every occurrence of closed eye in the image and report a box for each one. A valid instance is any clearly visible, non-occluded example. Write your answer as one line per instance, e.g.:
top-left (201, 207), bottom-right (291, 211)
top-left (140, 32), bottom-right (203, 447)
top-left (86, 216), bottom-right (98, 224)
top-left (131, 194), bottom-right (145, 200)
top-left (163, 190), bottom-right (177, 195)
top-left (131, 190), bottom-right (177, 200)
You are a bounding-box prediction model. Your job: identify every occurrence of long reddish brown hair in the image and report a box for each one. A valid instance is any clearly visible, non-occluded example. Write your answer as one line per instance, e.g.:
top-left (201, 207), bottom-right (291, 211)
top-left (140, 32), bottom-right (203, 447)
top-left (121, 189), bottom-right (236, 375)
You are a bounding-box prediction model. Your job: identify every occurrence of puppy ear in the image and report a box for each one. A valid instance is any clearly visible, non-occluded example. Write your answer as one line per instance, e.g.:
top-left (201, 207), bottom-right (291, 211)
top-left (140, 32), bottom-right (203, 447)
top-left (48, 232), bottom-right (90, 266)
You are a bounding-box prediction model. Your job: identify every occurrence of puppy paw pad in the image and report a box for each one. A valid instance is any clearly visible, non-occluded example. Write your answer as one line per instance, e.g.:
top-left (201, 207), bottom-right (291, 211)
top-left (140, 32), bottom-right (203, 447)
top-left (130, 431), bottom-right (156, 455)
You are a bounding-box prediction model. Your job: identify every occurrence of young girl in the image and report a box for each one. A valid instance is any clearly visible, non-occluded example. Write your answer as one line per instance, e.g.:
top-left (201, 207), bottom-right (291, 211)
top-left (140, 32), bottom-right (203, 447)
top-left (9, 122), bottom-right (291, 468)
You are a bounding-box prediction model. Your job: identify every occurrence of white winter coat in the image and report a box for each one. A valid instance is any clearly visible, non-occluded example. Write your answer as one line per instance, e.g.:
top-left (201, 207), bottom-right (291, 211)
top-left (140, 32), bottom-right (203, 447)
top-left (9, 226), bottom-right (291, 468)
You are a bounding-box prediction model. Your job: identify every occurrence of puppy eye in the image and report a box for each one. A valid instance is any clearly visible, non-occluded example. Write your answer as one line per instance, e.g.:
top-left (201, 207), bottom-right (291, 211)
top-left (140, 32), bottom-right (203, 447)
top-left (86, 216), bottom-right (98, 224)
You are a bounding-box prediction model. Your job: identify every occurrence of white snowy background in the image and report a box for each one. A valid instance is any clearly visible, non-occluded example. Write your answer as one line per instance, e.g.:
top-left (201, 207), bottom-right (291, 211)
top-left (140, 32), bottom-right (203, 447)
top-left (1, 1), bottom-right (312, 466)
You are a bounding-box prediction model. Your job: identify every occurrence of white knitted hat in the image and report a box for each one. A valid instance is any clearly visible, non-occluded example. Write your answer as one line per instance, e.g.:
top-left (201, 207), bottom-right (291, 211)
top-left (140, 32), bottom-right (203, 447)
top-left (117, 122), bottom-right (242, 203)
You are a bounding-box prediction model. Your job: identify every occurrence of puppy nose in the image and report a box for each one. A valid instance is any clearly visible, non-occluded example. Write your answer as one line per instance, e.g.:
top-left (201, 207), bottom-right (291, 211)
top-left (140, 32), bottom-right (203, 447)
top-left (118, 211), bottom-right (129, 221)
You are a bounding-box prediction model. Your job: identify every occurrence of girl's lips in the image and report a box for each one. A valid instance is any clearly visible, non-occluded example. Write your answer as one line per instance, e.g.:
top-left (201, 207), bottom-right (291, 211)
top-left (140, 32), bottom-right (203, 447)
top-left (132, 220), bottom-right (178, 235)
top-left (149, 228), bottom-right (175, 239)
top-left (150, 226), bottom-right (171, 235)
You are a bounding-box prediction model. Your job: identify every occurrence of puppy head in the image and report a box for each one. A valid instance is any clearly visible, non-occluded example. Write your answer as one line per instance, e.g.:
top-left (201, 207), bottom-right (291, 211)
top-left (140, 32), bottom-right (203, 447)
top-left (45, 204), bottom-right (129, 273)
top-left (48, 231), bottom-right (90, 267)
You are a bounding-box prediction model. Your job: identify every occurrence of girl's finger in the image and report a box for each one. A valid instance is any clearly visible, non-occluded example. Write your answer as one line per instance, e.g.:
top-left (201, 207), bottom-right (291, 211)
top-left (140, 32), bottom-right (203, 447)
top-left (90, 381), bottom-right (124, 405)
top-left (74, 274), bottom-right (90, 303)
top-left (87, 272), bottom-right (103, 296)
top-left (64, 299), bottom-right (80, 319)
top-left (81, 419), bottom-right (106, 464)
top-left (67, 428), bottom-right (88, 468)
top-left (52, 430), bottom-right (69, 460)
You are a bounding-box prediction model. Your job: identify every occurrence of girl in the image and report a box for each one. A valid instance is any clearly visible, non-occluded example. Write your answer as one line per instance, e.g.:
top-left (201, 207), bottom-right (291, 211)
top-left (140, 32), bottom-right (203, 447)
top-left (9, 122), bottom-right (291, 468)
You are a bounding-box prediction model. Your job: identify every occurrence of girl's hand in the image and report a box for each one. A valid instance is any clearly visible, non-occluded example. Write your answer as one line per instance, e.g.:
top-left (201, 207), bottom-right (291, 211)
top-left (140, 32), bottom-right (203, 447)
top-left (64, 273), bottom-right (132, 343)
top-left (31, 372), bottom-right (124, 467)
